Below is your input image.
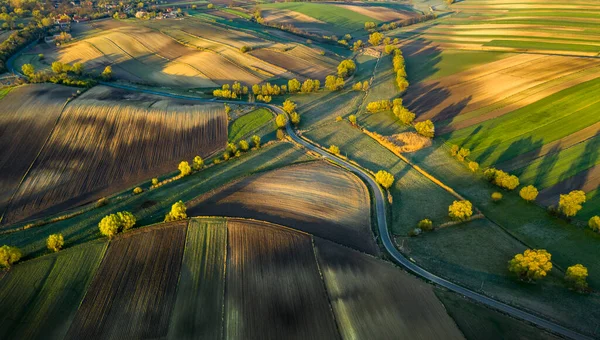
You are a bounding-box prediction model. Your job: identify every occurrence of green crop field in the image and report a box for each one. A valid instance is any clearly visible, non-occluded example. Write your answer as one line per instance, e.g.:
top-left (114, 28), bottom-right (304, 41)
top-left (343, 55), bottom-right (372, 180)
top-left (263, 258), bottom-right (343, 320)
top-left (228, 108), bottom-right (273, 142)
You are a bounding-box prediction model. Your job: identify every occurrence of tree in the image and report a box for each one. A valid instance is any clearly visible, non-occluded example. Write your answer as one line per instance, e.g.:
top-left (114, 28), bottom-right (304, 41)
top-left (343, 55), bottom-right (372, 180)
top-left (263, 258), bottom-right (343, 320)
top-left (51, 61), bottom-right (65, 74)
top-left (394, 106), bottom-right (415, 125)
top-left (240, 45), bottom-right (251, 53)
top-left (290, 112), bottom-right (300, 126)
top-left (207, 3), bottom-right (214, 8)
top-left (72, 62), bottom-right (84, 75)
top-left (276, 113), bottom-right (287, 128)
top-left (558, 190), bottom-right (586, 217)
top-left (414, 120), bottom-right (435, 138)
top-left (348, 115), bottom-right (357, 125)
top-left (375, 170), bottom-right (395, 189)
top-left (418, 219), bottom-right (433, 232)
top-left (337, 59), bottom-right (356, 78)
top-left (239, 140), bottom-right (249, 151)
top-left (46, 233), bottom-right (65, 252)
top-left (368, 32), bottom-right (384, 46)
top-left (117, 211), bottom-right (136, 231)
top-left (457, 148), bottom-right (470, 162)
top-left (484, 168), bottom-right (520, 190)
top-left (193, 156), bottom-right (204, 170)
top-left (366, 100), bottom-right (392, 113)
top-left (252, 135), bottom-right (261, 148)
top-left (448, 200), bottom-right (473, 221)
top-left (352, 40), bottom-right (364, 52)
top-left (468, 161), bottom-right (479, 172)
top-left (325, 75), bottom-right (344, 91)
top-left (492, 192), bottom-right (503, 202)
top-left (364, 21), bottom-right (376, 30)
top-left (21, 63), bottom-right (34, 77)
top-left (165, 201), bottom-right (187, 222)
top-left (99, 214), bottom-right (120, 239)
top-left (288, 78), bottom-right (301, 93)
top-left (565, 264), bottom-right (588, 292)
top-left (352, 82), bottom-right (362, 91)
top-left (101, 66), bottom-right (112, 80)
top-left (133, 187), bottom-right (143, 194)
top-left (508, 249), bottom-right (552, 282)
top-left (519, 185), bottom-right (538, 202)
top-left (362, 80), bottom-right (370, 90)
top-left (152, 178), bottom-right (159, 186)
top-left (179, 161), bottom-right (192, 176)
top-left (227, 142), bottom-right (238, 155)
top-left (329, 145), bottom-right (340, 155)
top-left (283, 99), bottom-right (296, 114)
top-left (0, 245), bottom-right (22, 268)
top-left (588, 216), bottom-right (600, 232)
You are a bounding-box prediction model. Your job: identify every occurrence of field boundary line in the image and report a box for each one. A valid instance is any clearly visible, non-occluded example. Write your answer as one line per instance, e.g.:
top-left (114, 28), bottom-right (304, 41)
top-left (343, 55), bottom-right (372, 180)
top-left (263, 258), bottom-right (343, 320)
top-left (0, 98), bottom-right (72, 225)
top-left (220, 219), bottom-right (228, 340)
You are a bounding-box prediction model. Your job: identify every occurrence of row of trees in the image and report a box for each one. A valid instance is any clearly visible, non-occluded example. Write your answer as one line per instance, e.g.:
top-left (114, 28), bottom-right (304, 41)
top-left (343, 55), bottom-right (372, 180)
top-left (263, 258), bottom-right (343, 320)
top-left (99, 211), bottom-right (137, 239)
top-left (22, 61), bottom-right (111, 87)
top-left (213, 81), bottom-right (249, 99)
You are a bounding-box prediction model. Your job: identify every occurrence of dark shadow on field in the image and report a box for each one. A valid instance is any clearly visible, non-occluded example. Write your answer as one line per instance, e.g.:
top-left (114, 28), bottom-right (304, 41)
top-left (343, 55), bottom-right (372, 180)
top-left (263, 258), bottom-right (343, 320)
top-left (492, 137), bottom-right (543, 170)
top-left (511, 143), bottom-right (558, 180)
top-left (401, 38), bottom-right (443, 85)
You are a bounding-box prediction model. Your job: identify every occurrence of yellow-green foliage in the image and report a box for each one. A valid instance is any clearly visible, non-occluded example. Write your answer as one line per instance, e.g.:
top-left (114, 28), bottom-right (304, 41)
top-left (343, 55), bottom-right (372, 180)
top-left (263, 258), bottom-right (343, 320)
top-left (456, 148), bottom-right (470, 162)
top-left (179, 161), bottom-right (192, 176)
top-left (468, 161), bottom-right (479, 172)
top-left (193, 156), bottom-right (204, 170)
top-left (414, 120), bottom-right (435, 138)
top-left (348, 115), bottom-right (357, 125)
top-left (165, 200), bottom-right (187, 222)
top-left (364, 21), bottom-right (376, 30)
top-left (288, 78), bottom-right (301, 93)
top-left (47, 233), bottom-right (65, 252)
top-left (519, 185), bottom-right (539, 202)
top-left (283, 99), bottom-right (296, 114)
top-left (336, 116), bottom-right (343, 121)
top-left (448, 200), bottom-right (473, 221)
top-left (290, 112), bottom-right (301, 125)
top-left (375, 170), bottom-right (395, 189)
top-left (99, 211), bottom-right (136, 239)
top-left (133, 187), bottom-right (143, 194)
top-left (484, 168), bottom-right (520, 190)
top-left (252, 135), bottom-right (261, 148)
top-left (337, 59), bottom-right (356, 78)
top-left (366, 100), bottom-right (392, 113)
top-left (565, 264), bottom-right (588, 292)
top-left (238, 140), bottom-right (249, 151)
top-left (394, 105), bottom-right (415, 125)
top-left (252, 82), bottom-right (282, 96)
top-left (368, 32), bottom-right (384, 46)
top-left (300, 79), bottom-right (321, 93)
top-left (418, 219), bottom-right (433, 232)
top-left (508, 249), bottom-right (552, 282)
top-left (352, 82), bottom-right (362, 91)
top-left (329, 144), bottom-right (340, 155)
top-left (0, 245), bottom-right (22, 268)
top-left (589, 216), bottom-right (600, 232)
top-left (558, 190), bottom-right (586, 217)
top-left (276, 113), bottom-right (287, 128)
top-left (325, 75), bottom-right (345, 91)
top-left (227, 142), bottom-right (238, 155)
top-left (491, 192), bottom-right (503, 202)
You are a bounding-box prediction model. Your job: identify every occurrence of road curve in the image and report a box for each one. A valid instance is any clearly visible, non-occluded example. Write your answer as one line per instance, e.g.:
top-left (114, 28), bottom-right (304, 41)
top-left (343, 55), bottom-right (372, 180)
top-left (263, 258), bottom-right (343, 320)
top-left (99, 82), bottom-right (590, 340)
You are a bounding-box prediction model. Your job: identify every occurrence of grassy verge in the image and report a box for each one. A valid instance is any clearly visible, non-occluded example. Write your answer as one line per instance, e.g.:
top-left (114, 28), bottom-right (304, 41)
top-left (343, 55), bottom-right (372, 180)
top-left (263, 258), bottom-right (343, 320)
top-left (228, 107), bottom-right (274, 142)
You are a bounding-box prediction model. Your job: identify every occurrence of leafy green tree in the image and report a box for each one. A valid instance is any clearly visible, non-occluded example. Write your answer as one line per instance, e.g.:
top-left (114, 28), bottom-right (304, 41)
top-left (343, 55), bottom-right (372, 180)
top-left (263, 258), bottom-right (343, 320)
top-left (193, 156), bottom-right (204, 170)
top-left (375, 170), bottom-right (395, 189)
top-left (47, 233), bottom-right (65, 252)
top-left (368, 32), bottom-right (384, 46)
top-left (165, 201), bottom-right (187, 222)
top-left (508, 249), bottom-right (552, 282)
top-left (325, 75), bottom-right (344, 91)
top-left (329, 145), bottom-right (340, 155)
top-left (588, 216), bottom-right (600, 232)
top-left (239, 140), bottom-right (249, 151)
top-left (364, 21), bottom-right (376, 30)
top-left (558, 190), bottom-right (586, 217)
top-left (565, 264), bottom-right (588, 292)
top-left (179, 161), bottom-right (192, 176)
top-left (252, 135), bottom-right (261, 148)
top-left (337, 59), bottom-right (356, 78)
top-left (448, 200), bottom-right (473, 221)
top-left (288, 78), bottom-right (301, 93)
top-left (283, 99), bottom-right (296, 114)
top-left (99, 214), bottom-right (120, 239)
top-left (519, 185), bottom-right (538, 202)
top-left (418, 219), bottom-right (433, 232)
top-left (276, 113), bottom-right (287, 128)
top-left (21, 63), bottom-right (35, 77)
top-left (0, 245), bottom-right (22, 268)
top-left (414, 120), bottom-right (435, 138)
top-left (117, 211), bottom-right (136, 231)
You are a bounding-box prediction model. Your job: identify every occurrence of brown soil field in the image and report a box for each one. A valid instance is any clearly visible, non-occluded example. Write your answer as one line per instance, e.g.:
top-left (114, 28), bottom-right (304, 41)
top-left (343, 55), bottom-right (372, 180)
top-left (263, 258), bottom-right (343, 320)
top-left (261, 8), bottom-right (330, 36)
top-left (0, 84), bottom-right (74, 224)
top-left (2, 86), bottom-right (226, 225)
top-left (225, 219), bottom-right (339, 339)
top-left (314, 238), bottom-right (464, 339)
top-left (405, 54), bottom-right (600, 122)
top-left (334, 4), bottom-right (417, 22)
top-left (250, 45), bottom-right (338, 80)
top-left (66, 221), bottom-right (187, 339)
top-left (538, 164), bottom-right (600, 206)
top-left (186, 161), bottom-right (378, 255)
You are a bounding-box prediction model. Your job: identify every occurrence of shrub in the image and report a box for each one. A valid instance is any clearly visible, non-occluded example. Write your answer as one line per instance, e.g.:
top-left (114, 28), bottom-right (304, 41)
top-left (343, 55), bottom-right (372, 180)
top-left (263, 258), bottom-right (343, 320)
top-left (283, 99), bottom-right (296, 114)
top-left (558, 190), bottom-right (586, 217)
top-left (450, 144), bottom-right (459, 156)
top-left (193, 156), bottom-right (204, 170)
top-left (519, 185), bottom-right (538, 202)
top-left (276, 129), bottom-right (286, 140)
top-left (252, 135), bottom-right (261, 148)
top-left (22, 63), bottom-right (35, 77)
top-left (468, 161), bottom-right (479, 172)
top-left (0, 245), bottom-right (22, 268)
top-left (290, 112), bottom-right (300, 125)
top-left (508, 249), bottom-right (552, 282)
top-left (366, 100), bottom-right (392, 113)
top-left (457, 148), bottom-right (470, 161)
top-left (152, 178), bottom-right (159, 186)
top-left (394, 106), bottom-right (415, 125)
top-left (165, 201), bottom-right (187, 222)
top-left (95, 197), bottom-right (109, 208)
top-left (448, 200), bottom-right (473, 221)
top-left (325, 75), bottom-right (345, 91)
top-left (418, 219), bottom-right (433, 232)
top-left (329, 145), bottom-right (340, 155)
top-left (336, 116), bottom-right (343, 122)
top-left (117, 211), bottom-right (136, 231)
top-left (238, 140), bottom-right (249, 152)
top-left (133, 187), bottom-right (143, 194)
top-left (223, 151), bottom-right (230, 161)
top-left (337, 59), bottom-right (356, 78)
top-left (484, 168), bottom-right (519, 190)
top-left (276, 113), bottom-right (287, 128)
top-left (227, 142), bottom-right (238, 155)
top-left (414, 120), bottom-right (435, 138)
top-left (491, 192), bottom-right (503, 202)
top-left (364, 21), bottom-right (376, 30)
top-left (352, 82), bottom-right (362, 91)
top-left (375, 170), bottom-right (395, 189)
top-left (565, 264), bottom-right (588, 292)
top-left (348, 115), bottom-right (357, 125)
top-left (179, 161), bottom-right (192, 176)
top-left (589, 216), bottom-right (600, 232)
top-left (240, 45), bottom-right (251, 53)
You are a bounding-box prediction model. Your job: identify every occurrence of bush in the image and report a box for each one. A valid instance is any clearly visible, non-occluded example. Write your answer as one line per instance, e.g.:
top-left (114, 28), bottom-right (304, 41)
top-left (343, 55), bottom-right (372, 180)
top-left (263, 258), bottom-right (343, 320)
top-left (290, 112), bottom-right (300, 126)
top-left (336, 116), bottom-right (343, 122)
top-left (468, 161), bottom-right (479, 172)
top-left (519, 185), bottom-right (538, 202)
top-left (227, 142), bottom-right (238, 155)
top-left (456, 148), bottom-right (470, 162)
top-left (375, 170), bottom-right (395, 189)
top-left (491, 192), bottom-right (503, 202)
top-left (348, 115), bottom-right (357, 125)
top-left (565, 264), bottom-right (588, 292)
top-left (276, 129), bottom-right (286, 140)
top-left (589, 216), bottom-right (600, 232)
top-left (329, 145), bottom-right (340, 155)
top-left (276, 113), bottom-right (287, 128)
top-left (448, 200), bottom-right (473, 221)
top-left (223, 151), bottom-right (230, 161)
top-left (484, 168), bottom-right (519, 190)
top-left (133, 187), bottom-right (143, 194)
top-left (95, 197), bottom-right (109, 208)
top-left (364, 21), bottom-right (376, 30)
top-left (418, 219), bottom-right (433, 232)
top-left (450, 144), bottom-right (459, 156)
top-left (283, 99), bottom-right (296, 114)
top-left (558, 190), bottom-right (586, 217)
top-left (165, 201), bottom-right (187, 222)
top-left (508, 249), bottom-right (552, 282)
top-left (352, 82), bottom-right (362, 91)
top-left (252, 135), bottom-right (261, 148)
top-left (179, 161), bottom-right (192, 176)
top-left (414, 120), bottom-right (435, 138)
top-left (99, 211), bottom-right (136, 239)
top-left (240, 45), bottom-right (251, 53)
top-left (325, 75), bottom-right (345, 91)
top-left (193, 156), bottom-right (204, 170)
top-left (238, 140), bottom-right (249, 152)
top-left (366, 100), bottom-right (392, 113)
top-left (0, 245), bottom-right (22, 268)
top-left (337, 59), bottom-right (356, 78)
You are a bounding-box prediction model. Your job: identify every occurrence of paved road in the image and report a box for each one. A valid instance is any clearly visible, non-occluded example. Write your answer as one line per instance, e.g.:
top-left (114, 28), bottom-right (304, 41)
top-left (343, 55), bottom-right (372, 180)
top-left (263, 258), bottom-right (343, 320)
top-left (100, 82), bottom-right (590, 340)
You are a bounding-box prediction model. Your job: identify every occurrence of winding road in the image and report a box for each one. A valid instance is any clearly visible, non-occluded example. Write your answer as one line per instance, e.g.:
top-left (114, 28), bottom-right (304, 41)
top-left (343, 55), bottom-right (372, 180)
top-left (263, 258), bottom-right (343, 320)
top-left (94, 82), bottom-right (590, 340)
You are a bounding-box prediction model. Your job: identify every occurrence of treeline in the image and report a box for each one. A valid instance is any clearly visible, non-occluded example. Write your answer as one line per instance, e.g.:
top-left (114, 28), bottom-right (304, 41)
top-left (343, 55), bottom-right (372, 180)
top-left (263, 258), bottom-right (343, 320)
top-left (363, 12), bottom-right (437, 33)
top-left (0, 25), bottom-right (43, 72)
top-left (21, 61), bottom-right (108, 87)
top-left (213, 81), bottom-right (249, 99)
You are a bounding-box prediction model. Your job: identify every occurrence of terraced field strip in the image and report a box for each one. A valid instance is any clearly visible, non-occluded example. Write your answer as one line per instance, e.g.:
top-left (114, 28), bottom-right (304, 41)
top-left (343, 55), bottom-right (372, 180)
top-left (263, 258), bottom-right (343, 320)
top-left (228, 108), bottom-right (273, 142)
top-left (314, 238), bottom-right (464, 340)
top-left (225, 219), bottom-right (339, 339)
top-left (66, 221), bottom-right (187, 339)
top-left (3, 85), bottom-right (226, 224)
top-left (168, 218), bottom-right (227, 339)
top-left (187, 161), bottom-right (378, 255)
